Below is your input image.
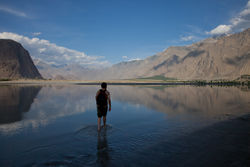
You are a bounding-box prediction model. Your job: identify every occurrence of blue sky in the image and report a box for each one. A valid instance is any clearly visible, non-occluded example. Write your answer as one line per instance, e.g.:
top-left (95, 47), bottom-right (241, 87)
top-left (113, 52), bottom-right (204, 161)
top-left (0, 0), bottom-right (249, 67)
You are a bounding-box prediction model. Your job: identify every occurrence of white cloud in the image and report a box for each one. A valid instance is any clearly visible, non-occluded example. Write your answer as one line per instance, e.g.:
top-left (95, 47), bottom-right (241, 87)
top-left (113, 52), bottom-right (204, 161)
top-left (180, 35), bottom-right (195, 41)
top-left (0, 5), bottom-right (27, 17)
top-left (32, 32), bottom-right (42, 36)
top-left (208, 0), bottom-right (250, 35)
top-left (0, 32), bottom-right (110, 68)
top-left (240, 8), bottom-right (250, 16)
top-left (128, 58), bottom-right (141, 61)
top-left (122, 56), bottom-right (128, 59)
top-left (209, 25), bottom-right (232, 35)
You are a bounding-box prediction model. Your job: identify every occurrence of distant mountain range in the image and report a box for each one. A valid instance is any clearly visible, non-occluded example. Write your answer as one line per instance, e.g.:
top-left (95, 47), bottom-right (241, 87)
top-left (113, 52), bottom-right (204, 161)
top-left (33, 59), bottom-right (96, 80)
top-left (101, 28), bottom-right (250, 80)
top-left (1, 29), bottom-right (250, 80)
top-left (0, 39), bottom-right (42, 79)
top-left (35, 28), bottom-right (250, 80)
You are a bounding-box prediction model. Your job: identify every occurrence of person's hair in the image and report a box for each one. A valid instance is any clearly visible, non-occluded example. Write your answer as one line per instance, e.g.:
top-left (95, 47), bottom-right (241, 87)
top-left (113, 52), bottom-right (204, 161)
top-left (101, 82), bottom-right (107, 89)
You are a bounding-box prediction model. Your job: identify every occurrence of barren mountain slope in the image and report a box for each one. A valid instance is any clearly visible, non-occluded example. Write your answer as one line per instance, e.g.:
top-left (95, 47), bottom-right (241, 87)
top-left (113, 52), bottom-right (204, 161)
top-left (0, 39), bottom-right (42, 79)
top-left (103, 28), bottom-right (250, 80)
top-left (34, 29), bottom-right (250, 80)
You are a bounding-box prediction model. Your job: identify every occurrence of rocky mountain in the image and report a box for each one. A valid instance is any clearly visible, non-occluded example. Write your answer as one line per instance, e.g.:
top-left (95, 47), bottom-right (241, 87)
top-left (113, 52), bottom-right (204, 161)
top-left (102, 28), bottom-right (250, 80)
top-left (33, 59), bottom-right (95, 80)
top-left (34, 28), bottom-right (250, 80)
top-left (0, 39), bottom-right (42, 79)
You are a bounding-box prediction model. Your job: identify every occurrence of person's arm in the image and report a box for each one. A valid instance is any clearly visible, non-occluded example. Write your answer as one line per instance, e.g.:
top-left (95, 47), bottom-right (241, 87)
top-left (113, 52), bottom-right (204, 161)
top-left (95, 90), bottom-right (100, 104)
top-left (108, 91), bottom-right (111, 111)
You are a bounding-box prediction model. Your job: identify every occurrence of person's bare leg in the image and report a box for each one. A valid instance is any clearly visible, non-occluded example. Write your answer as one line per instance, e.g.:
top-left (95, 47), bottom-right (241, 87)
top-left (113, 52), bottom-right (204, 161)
top-left (98, 117), bottom-right (101, 131)
top-left (103, 116), bottom-right (106, 127)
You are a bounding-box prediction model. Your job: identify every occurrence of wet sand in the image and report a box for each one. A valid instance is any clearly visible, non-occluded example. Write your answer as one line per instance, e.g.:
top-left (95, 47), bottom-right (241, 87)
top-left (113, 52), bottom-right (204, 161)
top-left (126, 115), bottom-right (250, 167)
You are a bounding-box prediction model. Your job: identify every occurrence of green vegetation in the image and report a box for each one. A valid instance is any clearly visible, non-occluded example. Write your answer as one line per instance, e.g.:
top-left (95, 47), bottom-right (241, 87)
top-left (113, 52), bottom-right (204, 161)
top-left (193, 80), bottom-right (207, 86)
top-left (240, 74), bottom-right (250, 79)
top-left (137, 75), bottom-right (177, 81)
top-left (0, 74), bottom-right (249, 87)
top-left (0, 78), bottom-right (11, 81)
top-left (125, 75), bottom-right (250, 87)
top-left (191, 80), bottom-right (250, 87)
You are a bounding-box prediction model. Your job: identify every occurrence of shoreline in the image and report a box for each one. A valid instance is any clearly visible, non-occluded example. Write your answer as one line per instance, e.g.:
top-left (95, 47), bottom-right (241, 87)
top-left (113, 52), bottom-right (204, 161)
top-left (0, 79), bottom-right (249, 86)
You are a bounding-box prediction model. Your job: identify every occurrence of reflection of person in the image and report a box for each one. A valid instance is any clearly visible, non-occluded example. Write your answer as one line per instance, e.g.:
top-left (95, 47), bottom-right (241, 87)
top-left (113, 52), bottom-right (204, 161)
top-left (97, 130), bottom-right (110, 166)
top-left (96, 82), bottom-right (111, 131)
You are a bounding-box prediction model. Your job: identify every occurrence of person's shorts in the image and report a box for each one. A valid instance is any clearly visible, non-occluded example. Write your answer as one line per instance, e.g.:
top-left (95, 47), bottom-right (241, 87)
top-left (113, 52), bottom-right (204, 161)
top-left (97, 106), bottom-right (107, 118)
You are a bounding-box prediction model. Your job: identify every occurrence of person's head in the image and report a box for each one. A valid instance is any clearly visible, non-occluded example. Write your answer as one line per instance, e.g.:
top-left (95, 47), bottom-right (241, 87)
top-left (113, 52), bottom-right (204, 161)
top-left (101, 82), bottom-right (107, 89)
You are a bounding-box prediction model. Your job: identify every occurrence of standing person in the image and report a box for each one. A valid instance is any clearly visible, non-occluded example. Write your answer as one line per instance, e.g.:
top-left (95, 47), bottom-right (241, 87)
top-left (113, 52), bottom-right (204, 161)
top-left (96, 82), bottom-right (111, 131)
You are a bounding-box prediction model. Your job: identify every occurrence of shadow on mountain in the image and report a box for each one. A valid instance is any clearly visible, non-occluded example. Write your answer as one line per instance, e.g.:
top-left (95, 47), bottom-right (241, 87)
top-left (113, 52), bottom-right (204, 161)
top-left (0, 86), bottom-right (41, 124)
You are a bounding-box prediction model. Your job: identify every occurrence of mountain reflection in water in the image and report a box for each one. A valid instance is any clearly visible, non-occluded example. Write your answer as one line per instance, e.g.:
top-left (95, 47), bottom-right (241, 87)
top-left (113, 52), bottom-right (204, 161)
top-left (0, 86), bottom-right (41, 124)
top-left (110, 86), bottom-right (250, 120)
top-left (0, 85), bottom-right (249, 134)
top-left (0, 85), bottom-right (249, 167)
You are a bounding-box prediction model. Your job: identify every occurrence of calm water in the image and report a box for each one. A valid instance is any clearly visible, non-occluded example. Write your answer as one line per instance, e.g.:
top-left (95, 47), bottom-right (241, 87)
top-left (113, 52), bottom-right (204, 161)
top-left (0, 85), bottom-right (249, 167)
